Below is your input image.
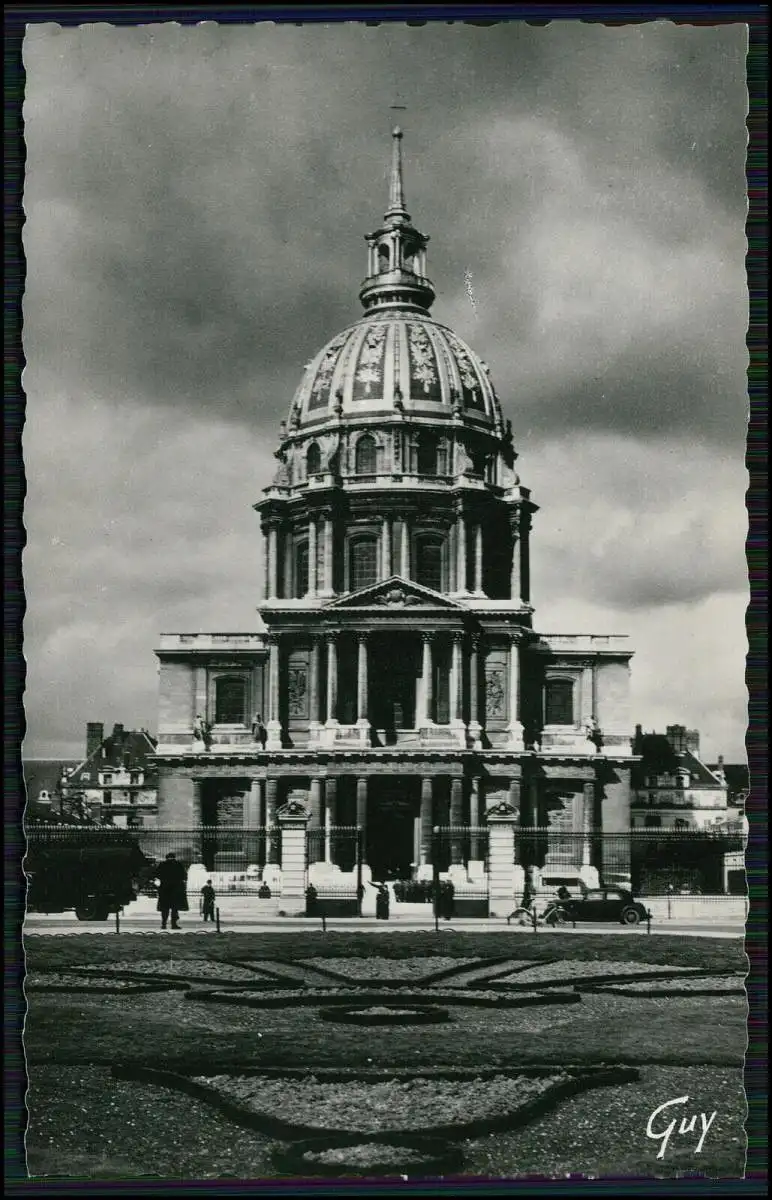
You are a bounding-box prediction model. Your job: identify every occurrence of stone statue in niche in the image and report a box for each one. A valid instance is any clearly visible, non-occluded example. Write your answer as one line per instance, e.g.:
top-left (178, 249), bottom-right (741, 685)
top-left (455, 440), bottom-right (475, 476)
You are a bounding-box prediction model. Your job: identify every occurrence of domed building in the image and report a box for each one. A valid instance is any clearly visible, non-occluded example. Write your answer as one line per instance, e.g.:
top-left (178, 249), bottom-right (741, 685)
top-left (153, 131), bottom-right (636, 910)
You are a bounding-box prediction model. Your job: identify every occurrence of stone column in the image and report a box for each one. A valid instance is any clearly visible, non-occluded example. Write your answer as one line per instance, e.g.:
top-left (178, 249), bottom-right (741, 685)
top-left (456, 512), bottom-right (467, 593)
top-left (321, 513), bottom-right (334, 597)
top-left (308, 518), bottom-right (317, 597)
top-left (309, 636), bottom-right (321, 739)
top-left (507, 638), bottom-right (525, 749)
top-left (468, 635), bottom-right (482, 747)
top-left (244, 779), bottom-right (263, 866)
top-left (469, 777), bottom-right (481, 860)
top-left (308, 777), bottom-right (323, 865)
top-left (450, 777), bottom-right (464, 865)
top-left (474, 523), bottom-right (484, 595)
top-left (509, 514), bottom-right (521, 603)
top-left (356, 777), bottom-right (368, 853)
top-left (451, 633), bottom-right (464, 726)
top-left (356, 634), bottom-right (369, 724)
top-left (420, 633), bottom-right (434, 724)
top-left (278, 799), bottom-right (311, 916)
top-left (265, 777), bottom-right (280, 864)
top-left (400, 517), bottom-right (410, 580)
top-left (261, 529), bottom-right (270, 601)
top-left (325, 634), bottom-right (338, 726)
top-left (420, 777), bottom-right (433, 867)
top-left (268, 526), bottom-right (278, 599)
top-left (582, 780), bottom-right (595, 871)
top-left (486, 803), bottom-right (518, 918)
top-left (325, 777), bottom-right (337, 865)
top-left (382, 516), bottom-right (391, 579)
top-left (509, 777), bottom-right (521, 816)
top-left (266, 635), bottom-right (282, 749)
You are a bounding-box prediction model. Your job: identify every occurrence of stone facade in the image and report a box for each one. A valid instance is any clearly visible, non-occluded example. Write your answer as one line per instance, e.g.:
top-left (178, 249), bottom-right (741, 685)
top-left (152, 131), bottom-right (636, 891)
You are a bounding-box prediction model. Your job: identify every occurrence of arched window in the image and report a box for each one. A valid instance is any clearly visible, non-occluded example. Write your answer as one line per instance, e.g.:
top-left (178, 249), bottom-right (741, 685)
top-left (544, 679), bottom-right (574, 726)
top-left (306, 442), bottom-right (321, 475)
top-left (215, 676), bottom-right (247, 725)
top-left (415, 534), bottom-right (444, 592)
top-left (377, 244), bottom-right (390, 272)
top-left (295, 540), bottom-right (309, 598)
top-left (349, 535), bottom-right (379, 591)
top-left (416, 434), bottom-right (438, 476)
top-left (355, 434), bottom-right (377, 476)
top-left (644, 814), bottom-right (662, 829)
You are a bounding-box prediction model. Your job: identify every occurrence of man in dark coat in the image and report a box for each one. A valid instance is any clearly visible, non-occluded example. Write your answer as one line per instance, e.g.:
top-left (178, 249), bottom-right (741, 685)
top-left (155, 852), bottom-right (189, 930)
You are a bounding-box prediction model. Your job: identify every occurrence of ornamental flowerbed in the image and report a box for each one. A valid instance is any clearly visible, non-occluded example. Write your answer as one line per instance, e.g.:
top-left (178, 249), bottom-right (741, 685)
top-left (187, 986), bottom-right (580, 1010)
top-left (70, 959), bottom-right (279, 985)
top-left (300, 956), bottom-right (481, 981)
top-left (24, 972), bottom-right (175, 994)
top-left (585, 975), bottom-right (746, 997)
top-left (491, 960), bottom-right (705, 987)
top-left (319, 1004), bottom-right (451, 1026)
top-left (273, 1134), bottom-right (464, 1179)
top-left (191, 1071), bottom-right (572, 1136)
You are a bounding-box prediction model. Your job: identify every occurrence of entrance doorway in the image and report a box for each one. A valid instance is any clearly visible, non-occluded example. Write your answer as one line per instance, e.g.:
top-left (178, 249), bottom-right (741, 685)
top-left (369, 637), bottom-right (418, 740)
top-left (366, 777), bottom-right (418, 881)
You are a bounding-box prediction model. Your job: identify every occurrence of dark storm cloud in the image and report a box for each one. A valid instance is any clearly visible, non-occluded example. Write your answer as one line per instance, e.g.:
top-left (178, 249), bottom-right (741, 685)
top-left (22, 21), bottom-right (747, 436)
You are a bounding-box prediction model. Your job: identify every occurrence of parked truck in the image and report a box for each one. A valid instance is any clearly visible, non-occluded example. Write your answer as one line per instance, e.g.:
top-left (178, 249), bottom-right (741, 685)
top-left (24, 830), bottom-right (156, 921)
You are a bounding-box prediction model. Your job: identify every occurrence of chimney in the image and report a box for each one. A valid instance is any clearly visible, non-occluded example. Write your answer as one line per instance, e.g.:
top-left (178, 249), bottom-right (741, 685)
top-left (112, 723), bottom-right (124, 743)
top-left (685, 729), bottom-right (700, 755)
top-left (665, 725), bottom-right (686, 754)
top-left (86, 722), bottom-right (104, 758)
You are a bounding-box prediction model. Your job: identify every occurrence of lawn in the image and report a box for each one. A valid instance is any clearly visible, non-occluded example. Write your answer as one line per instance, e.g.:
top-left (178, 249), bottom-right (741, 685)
top-left (20, 931), bottom-right (748, 1182)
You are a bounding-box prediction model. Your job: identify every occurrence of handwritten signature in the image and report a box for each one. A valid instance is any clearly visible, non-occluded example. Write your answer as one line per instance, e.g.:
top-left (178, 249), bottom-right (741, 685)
top-left (646, 1096), bottom-right (717, 1160)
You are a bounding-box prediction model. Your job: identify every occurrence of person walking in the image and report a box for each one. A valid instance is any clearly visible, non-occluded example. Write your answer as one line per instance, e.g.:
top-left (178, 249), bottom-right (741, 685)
top-left (156, 852), bottom-right (189, 930)
top-left (200, 879), bottom-right (216, 923)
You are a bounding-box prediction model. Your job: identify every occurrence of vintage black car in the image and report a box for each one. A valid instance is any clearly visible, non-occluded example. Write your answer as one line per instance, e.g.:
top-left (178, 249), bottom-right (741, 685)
top-left (562, 887), bottom-right (649, 926)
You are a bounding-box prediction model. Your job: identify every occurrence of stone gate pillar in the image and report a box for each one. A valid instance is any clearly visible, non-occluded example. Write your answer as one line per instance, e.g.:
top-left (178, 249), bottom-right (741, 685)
top-left (486, 799), bottom-right (518, 919)
top-left (277, 794), bottom-right (311, 916)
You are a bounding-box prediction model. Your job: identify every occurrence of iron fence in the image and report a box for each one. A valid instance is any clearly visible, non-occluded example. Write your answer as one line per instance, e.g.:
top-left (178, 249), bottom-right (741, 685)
top-left (514, 827), bottom-right (746, 896)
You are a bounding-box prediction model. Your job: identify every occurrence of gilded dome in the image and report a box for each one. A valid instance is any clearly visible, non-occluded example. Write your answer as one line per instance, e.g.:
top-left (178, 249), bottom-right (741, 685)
top-left (287, 311), bottom-right (502, 433)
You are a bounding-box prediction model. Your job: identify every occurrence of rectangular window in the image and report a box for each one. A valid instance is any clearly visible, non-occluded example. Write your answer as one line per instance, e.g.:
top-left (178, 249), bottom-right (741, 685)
top-left (544, 679), bottom-right (574, 725)
top-left (103, 791), bottom-right (112, 804)
top-left (215, 675), bottom-right (247, 724)
top-left (350, 537), bottom-right (379, 590)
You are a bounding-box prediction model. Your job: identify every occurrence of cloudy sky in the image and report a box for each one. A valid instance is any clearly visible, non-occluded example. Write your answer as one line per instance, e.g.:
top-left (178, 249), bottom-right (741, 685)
top-left (21, 19), bottom-right (749, 762)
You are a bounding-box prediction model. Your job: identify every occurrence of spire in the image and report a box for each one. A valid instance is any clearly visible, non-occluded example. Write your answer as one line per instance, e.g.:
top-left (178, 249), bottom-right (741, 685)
top-left (359, 128), bottom-right (436, 315)
top-left (385, 126), bottom-right (409, 225)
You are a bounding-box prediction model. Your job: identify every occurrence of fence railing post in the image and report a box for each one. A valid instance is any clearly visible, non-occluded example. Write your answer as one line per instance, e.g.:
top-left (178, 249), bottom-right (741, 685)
top-left (215, 906), bottom-right (221, 934)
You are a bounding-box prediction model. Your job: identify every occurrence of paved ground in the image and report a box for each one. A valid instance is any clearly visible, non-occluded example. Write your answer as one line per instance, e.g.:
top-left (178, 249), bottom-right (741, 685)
top-left (23, 913), bottom-right (745, 938)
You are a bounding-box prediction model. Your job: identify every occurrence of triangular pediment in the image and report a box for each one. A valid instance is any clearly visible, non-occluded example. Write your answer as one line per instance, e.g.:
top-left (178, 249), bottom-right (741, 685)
top-left (325, 576), bottom-right (465, 611)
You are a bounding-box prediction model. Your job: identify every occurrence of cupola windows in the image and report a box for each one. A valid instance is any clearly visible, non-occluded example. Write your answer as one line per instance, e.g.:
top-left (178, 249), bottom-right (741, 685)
top-left (306, 442), bottom-right (321, 476)
top-left (349, 535), bottom-right (379, 591)
top-left (354, 434), bottom-right (378, 476)
top-left (415, 534), bottom-right (445, 592)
